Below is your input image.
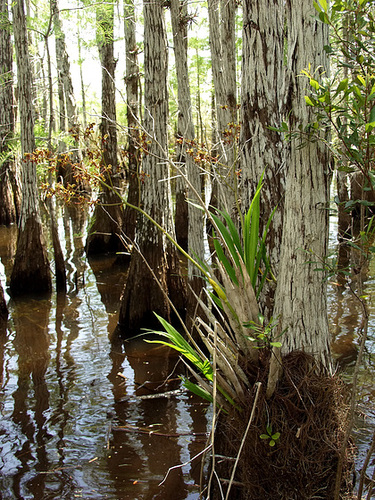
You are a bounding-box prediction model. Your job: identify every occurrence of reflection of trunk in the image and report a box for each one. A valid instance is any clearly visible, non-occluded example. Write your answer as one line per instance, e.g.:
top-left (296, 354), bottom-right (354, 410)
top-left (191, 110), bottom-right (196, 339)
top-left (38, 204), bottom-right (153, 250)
top-left (0, 0), bottom-right (21, 225)
top-left (86, 3), bottom-right (124, 255)
top-left (11, 297), bottom-right (51, 477)
top-left (0, 279), bottom-right (7, 328)
top-left (240, 0), bottom-right (285, 317)
top-left (118, 0), bottom-right (186, 336)
top-left (122, 0), bottom-right (140, 244)
top-left (10, 0), bottom-right (51, 296)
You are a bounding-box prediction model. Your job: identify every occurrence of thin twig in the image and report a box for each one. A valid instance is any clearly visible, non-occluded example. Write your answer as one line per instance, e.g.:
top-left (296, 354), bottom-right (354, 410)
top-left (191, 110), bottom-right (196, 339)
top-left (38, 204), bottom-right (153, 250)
top-left (158, 444), bottom-right (212, 487)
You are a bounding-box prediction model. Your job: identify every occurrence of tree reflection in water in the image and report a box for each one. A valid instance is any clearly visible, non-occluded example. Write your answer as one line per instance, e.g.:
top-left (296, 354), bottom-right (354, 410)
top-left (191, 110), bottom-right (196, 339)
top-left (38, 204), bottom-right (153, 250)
top-left (0, 211), bottom-right (209, 499)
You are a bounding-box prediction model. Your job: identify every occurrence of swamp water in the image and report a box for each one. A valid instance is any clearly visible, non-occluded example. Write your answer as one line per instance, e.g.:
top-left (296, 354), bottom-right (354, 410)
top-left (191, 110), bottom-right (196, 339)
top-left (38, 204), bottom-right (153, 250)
top-left (0, 206), bottom-right (374, 499)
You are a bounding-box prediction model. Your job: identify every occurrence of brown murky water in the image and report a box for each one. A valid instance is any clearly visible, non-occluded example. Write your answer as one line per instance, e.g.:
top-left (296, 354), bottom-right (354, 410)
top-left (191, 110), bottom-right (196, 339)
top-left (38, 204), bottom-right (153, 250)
top-left (0, 206), bottom-right (374, 499)
top-left (0, 207), bottom-right (209, 500)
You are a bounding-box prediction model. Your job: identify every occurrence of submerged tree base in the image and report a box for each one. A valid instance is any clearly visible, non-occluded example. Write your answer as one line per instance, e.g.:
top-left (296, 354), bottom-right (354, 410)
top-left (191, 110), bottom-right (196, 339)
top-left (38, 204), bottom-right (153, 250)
top-left (209, 352), bottom-right (354, 500)
top-left (9, 217), bottom-right (52, 296)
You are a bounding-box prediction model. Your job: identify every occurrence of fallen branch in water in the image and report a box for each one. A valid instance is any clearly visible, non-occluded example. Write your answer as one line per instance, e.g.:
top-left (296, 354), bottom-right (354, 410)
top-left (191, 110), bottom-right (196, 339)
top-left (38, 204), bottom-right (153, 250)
top-left (112, 423), bottom-right (208, 440)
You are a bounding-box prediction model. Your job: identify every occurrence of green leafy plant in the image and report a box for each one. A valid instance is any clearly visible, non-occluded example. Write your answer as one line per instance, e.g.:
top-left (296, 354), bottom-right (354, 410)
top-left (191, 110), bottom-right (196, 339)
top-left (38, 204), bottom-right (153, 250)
top-left (208, 173), bottom-right (275, 300)
top-left (260, 425), bottom-right (281, 447)
top-left (145, 181), bottom-right (275, 411)
top-left (146, 313), bottom-right (239, 411)
top-left (244, 314), bottom-right (283, 349)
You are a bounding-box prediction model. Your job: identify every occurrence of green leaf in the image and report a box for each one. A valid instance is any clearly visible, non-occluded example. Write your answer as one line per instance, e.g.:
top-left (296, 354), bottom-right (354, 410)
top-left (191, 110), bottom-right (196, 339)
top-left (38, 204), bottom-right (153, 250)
top-left (217, 209), bottom-right (243, 257)
top-left (260, 434), bottom-right (270, 440)
top-left (319, 0), bottom-right (327, 11)
top-left (310, 78), bottom-right (320, 90)
top-left (270, 341), bottom-right (282, 348)
top-left (305, 95), bottom-right (315, 106)
top-left (211, 212), bottom-right (241, 269)
top-left (182, 378), bottom-right (213, 403)
top-left (313, 0), bottom-right (322, 12)
top-left (269, 440), bottom-right (276, 447)
top-left (213, 237), bottom-right (238, 285)
top-left (370, 105), bottom-right (375, 123)
top-left (336, 78), bottom-right (348, 93)
top-left (272, 432), bottom-right (281, 440)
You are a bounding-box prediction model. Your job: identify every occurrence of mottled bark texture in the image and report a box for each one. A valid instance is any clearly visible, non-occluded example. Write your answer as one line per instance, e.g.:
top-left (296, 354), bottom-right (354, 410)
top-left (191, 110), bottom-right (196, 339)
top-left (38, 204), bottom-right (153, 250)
top-left (240, 0), bottom-right (285, 317)
top-left (172, 0), bottom-right (189, 252)
top-left (268, 0), bottom-right (332, 394)
top-left (122, 0), bottom-right (140, 243)
top-left (207, 0), bottom-right (238, 214)
top-left (86, 2), bottom-right (124, 255)
top-left (0, 0), bottom-right (21, 225)
top-left (171, 0), bottom-right (204, 277)
top-left (10, 0), bottom-right (51, 296)
top-left (118, 0), bottom-right (186, 336)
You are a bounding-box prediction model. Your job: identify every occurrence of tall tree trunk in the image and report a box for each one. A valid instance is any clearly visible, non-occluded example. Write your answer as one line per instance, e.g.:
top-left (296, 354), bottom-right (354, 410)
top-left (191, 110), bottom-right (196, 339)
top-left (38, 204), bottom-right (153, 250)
top-left (267, 0), bottom-right (332, 395)
top-left (240, 0), bottom-right (286, 317)
top-left (118, 0), bottom-right (186, 336)
top-left (122, 0), bottom-right (140, 245)
top-left (172, 0), bottom-right (189, 252)
top-left (0, 0), bottom-right (20, 225)
top-left (52, 0), bottom-right (77, 134)
top-left (10, 0), bottom-right (52, 296)
top-left (86, 2), bottom-right (124, 255)
top-left (171, 0), bottom-right (204, 300)
top-left (46, 24), bottom-right (66, 294)
top-left (76, 3), bottom-right (87, 128)
top-left (207, 0), bottom-right (237, 214)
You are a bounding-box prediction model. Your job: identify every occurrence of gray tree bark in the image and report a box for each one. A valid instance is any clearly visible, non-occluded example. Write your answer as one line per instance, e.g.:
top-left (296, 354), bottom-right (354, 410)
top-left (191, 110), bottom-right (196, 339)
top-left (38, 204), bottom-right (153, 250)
top-left (0, 0), bottom-right (21, 225)
top-left (122, 0), bottom-right (140, 244)
top-left (10, 0), bottom-right (52, 296)
top-left (171, 0), bottom-right (204, 277)
top-left (268, 0), bottom-right (332, 395)
top-left (207, 0), bottom-right (238, 214)
top-left (240, 0), bottom-right (286, 316)
top-left (119, 0), bottom-right (186, 335)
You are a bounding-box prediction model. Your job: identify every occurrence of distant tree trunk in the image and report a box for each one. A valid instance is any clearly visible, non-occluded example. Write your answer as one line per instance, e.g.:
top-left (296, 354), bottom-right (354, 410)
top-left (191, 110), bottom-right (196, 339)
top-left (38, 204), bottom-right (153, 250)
top-left (52, 0), bottom-right (77, 135)
top-left (268, 0), bottom-right (332, 395)
top-left (240, 0), bottom-right (286, 317)
top-left (122, 0), bottom-right (140, 244)
top-left (172, 0), bottom-right (189, 252)
top-left (207, 0), bottom-right (237, 214)
top-left (86, 2), bottom-right (124, 255)
top-left (10, 0), bottom-right (52, 296)
top-left (0, 0), bottom-right (21, 225)
top-left (118, 0), bottom-right (186, 336)
top-left (76, 6), bottom-right (87, 128)
top-left (46, 26), bottom-right (66, 294)
top-left (170, 0), bottom-right (204, 292)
